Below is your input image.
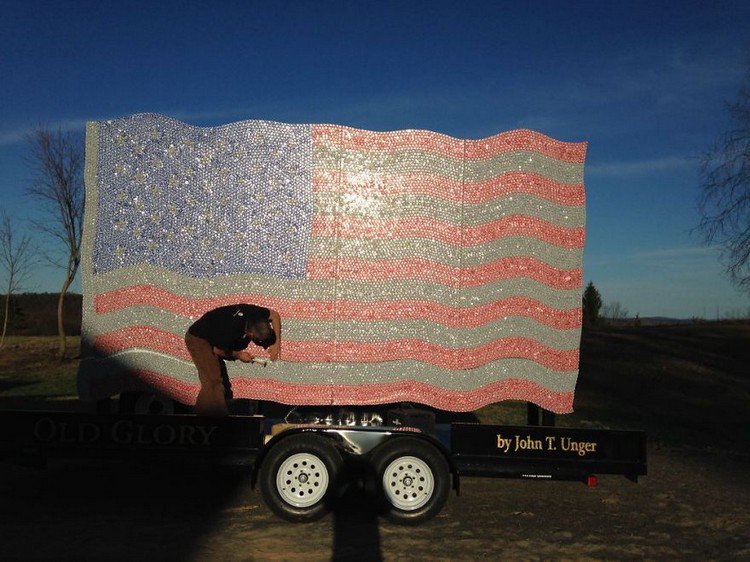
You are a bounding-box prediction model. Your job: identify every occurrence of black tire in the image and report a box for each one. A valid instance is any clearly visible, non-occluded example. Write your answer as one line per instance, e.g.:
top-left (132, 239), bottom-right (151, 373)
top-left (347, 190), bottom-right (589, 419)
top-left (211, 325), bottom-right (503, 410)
top-left (259, 434), bottom-right (343, 522)
top-left (371, 437), bottom-right (450, 525)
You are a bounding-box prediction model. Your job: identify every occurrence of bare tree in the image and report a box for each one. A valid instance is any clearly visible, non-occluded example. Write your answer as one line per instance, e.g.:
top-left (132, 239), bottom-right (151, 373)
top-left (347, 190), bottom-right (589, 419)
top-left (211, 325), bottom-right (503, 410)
top-left (0, 212), bottom-right (36, 349)
top-left (602, 301), bottom-right (629, 323)
top-left (26, 127), bottom-right (84, 359)
top-left (698, 64), bottom-right (750, 289)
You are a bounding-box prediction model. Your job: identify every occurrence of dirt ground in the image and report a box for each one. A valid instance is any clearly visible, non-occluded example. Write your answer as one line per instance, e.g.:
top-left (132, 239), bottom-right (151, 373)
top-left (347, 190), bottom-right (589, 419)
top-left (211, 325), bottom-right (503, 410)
top-left (0, 444), bottom-right (747, 561)
top-left (1, 325), bottom-right (749, 560)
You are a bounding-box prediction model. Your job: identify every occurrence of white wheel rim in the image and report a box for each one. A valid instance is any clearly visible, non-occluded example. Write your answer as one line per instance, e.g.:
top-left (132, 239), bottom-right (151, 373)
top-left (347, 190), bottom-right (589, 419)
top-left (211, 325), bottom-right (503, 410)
top-left (276, 452), bottom-right (329, 508)
top-left (382, 455), bottom-right (434, 511)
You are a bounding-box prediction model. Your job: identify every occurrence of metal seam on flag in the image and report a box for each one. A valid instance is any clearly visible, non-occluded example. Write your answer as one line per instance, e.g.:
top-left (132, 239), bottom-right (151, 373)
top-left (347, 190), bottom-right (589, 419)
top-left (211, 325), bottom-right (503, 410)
top-left (332, 125), bottom-right (344, 391)
top-left (81, 121), bottom-right (101, 355)
top-left (459, 138), bottom-right (467, 349)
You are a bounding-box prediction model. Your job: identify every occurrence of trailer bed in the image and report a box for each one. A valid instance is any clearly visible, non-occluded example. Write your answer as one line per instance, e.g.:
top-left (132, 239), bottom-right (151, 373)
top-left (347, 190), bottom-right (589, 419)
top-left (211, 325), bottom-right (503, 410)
top-left (0, 410), bottom-right (645, 481)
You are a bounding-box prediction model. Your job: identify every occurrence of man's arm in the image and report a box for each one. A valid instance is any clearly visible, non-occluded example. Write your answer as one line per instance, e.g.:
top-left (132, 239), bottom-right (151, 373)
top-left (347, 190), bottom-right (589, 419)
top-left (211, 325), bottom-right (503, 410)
top-left (268, 309), bottom-right (282, 361)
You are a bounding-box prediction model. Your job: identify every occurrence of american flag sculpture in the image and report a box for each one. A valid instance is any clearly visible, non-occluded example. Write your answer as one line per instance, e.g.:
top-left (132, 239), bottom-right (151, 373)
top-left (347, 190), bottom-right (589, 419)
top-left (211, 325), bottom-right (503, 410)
top-left (79, 114), bottom-right (586, 413)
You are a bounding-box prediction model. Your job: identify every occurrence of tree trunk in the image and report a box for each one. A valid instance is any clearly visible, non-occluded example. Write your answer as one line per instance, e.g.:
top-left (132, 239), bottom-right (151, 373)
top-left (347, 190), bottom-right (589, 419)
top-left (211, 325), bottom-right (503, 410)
top-left (0, 284), bottom-right (10, 350)
top-left (57, 273), bottom-right (73, 361)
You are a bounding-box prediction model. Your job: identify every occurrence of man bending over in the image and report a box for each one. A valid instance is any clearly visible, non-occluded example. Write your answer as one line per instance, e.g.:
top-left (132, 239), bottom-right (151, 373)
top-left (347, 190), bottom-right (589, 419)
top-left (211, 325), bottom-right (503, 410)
top-left (185, 304), bottom-right (281, 416)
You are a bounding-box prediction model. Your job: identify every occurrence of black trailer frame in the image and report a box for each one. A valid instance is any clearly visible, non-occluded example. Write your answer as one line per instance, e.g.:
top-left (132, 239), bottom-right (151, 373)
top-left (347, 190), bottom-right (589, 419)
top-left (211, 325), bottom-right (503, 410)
top-left (0, 408), bottom-right (646, 524)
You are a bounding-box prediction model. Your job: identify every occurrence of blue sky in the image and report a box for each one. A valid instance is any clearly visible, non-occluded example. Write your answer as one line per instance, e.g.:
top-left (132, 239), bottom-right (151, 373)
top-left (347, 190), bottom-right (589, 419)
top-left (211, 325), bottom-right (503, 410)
top-left (1, 0), bottom-right (749, 318)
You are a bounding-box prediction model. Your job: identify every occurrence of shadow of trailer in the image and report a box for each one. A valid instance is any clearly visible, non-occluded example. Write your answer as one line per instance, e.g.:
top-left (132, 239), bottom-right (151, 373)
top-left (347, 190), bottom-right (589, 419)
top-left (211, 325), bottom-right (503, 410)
top-left (0, 406), bottom-right (645, 525)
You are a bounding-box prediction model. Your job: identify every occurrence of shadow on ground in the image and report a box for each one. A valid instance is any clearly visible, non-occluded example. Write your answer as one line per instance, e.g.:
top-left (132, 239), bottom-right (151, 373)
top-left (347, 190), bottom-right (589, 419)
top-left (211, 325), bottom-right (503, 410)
top-left (0, 460), bottom-right (252, 559)
top-left (0, 397), bottom-right (476, 560)
top-left (0, 378), bottom-right (38, 394)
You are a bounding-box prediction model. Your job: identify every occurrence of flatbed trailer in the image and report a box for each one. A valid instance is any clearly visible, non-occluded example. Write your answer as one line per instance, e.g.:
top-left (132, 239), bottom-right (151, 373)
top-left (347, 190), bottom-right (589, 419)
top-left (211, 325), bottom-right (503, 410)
top-left (0, 406), bottom-right (645, 524)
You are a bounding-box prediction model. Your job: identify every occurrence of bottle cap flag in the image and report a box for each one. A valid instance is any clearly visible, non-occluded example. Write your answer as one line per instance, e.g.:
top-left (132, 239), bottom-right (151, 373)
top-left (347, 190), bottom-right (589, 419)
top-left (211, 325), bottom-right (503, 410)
top-left (79, 113), bottom-right (586, 413)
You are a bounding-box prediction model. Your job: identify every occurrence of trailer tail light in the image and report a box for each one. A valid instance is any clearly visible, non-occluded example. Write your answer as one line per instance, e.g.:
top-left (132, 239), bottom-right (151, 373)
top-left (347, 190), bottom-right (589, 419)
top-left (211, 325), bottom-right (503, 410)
top-left (587, 475), bottom-right (598, 487)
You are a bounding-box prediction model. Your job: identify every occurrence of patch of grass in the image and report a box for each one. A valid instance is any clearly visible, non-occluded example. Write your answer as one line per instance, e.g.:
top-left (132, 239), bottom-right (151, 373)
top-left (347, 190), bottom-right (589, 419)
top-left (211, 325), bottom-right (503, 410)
top-left (575, 323), bottom-right (750, 450)
top-left (475, 401), bottom-right (529, 425)
top-left (0, 336), bottom-right (80, 398)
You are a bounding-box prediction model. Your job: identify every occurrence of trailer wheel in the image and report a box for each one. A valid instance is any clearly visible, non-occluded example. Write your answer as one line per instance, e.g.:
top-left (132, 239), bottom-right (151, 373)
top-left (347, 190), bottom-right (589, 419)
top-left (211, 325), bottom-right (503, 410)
top-left (259, 434), bottom-right (342, 522)
top-left (372, 437), bottom-right (450, 525)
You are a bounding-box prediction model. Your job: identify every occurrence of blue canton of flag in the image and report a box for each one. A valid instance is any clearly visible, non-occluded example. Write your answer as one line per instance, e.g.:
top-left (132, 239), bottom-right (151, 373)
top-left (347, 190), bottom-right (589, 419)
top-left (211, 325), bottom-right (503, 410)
top-left (92, 114), bottom-right (313, 279)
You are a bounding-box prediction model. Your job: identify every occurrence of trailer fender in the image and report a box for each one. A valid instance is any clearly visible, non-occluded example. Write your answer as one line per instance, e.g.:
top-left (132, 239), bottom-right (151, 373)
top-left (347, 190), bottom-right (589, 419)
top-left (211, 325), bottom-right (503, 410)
top-left (252, 427), bottom-right (340, 488)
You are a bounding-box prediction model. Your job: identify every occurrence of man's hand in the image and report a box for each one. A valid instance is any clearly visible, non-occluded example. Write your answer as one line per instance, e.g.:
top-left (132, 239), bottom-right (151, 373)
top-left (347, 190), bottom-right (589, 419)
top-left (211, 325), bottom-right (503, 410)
top-left (236, 351), bottom-right (254, 363)
top-left (268, 344), bottom-right (280, 361)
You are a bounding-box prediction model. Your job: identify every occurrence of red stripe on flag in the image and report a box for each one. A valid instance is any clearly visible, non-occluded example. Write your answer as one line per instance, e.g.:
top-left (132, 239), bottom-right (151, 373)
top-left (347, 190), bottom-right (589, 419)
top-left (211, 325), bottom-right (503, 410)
top-left (312, 125), bottom-right (587, 163)
top-left (94, 286), bottom-right (581, 329)
top-left (464, 133), bottom-right (587, 163)
top-left (93, 327), bottom-right (580, 371)
top-left (307, 257), bottom-right (582, 290)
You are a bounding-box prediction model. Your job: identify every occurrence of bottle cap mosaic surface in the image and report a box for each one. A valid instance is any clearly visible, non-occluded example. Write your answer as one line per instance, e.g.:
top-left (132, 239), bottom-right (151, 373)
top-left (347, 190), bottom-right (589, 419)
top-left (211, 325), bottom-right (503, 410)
top-left (79, 113), bottom-right (586, 413)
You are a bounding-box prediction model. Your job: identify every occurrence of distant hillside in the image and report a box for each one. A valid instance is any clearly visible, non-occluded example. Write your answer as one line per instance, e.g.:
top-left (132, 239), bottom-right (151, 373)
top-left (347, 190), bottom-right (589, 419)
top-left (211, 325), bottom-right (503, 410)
top-left (1, 293), bottom-right (82, 336)
top-left (604, 317), bottom-right (700, 327)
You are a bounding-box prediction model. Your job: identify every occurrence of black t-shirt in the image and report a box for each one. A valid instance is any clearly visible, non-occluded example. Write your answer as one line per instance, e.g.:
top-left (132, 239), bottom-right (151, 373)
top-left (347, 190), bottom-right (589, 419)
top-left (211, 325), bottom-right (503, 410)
top-left (188, 304), bottom-right (270, 353)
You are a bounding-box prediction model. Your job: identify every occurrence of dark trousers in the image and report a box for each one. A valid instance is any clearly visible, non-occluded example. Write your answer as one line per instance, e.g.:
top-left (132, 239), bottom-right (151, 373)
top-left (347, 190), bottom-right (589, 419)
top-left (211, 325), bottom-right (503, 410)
top-left (184, 332), bottom-right (231, 416)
